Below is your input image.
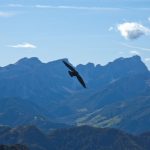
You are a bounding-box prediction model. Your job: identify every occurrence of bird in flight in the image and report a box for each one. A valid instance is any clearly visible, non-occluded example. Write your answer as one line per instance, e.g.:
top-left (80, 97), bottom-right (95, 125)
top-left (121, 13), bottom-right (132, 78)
top-left (62, 60), bottom-right (86, 88)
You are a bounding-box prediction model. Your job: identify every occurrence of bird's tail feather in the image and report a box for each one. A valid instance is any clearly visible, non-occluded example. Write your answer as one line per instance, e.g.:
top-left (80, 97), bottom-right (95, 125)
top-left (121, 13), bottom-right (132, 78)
top-left (68, 71), bottom-right (74, 77)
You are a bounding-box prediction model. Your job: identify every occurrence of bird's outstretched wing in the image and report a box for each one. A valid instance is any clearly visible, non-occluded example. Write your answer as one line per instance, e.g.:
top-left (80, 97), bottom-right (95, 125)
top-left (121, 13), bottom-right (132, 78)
top-left (62, 60), bottom-right (76, 72)
top-left (62, 60), bottom-right (86, 88)
top-left (76, 74), bottom-right (86, 88)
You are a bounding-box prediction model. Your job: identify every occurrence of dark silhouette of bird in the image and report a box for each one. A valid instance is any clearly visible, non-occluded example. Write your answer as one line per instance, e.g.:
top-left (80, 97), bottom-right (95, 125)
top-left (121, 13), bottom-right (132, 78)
top-left (62, 60), bottom-right (86, 88)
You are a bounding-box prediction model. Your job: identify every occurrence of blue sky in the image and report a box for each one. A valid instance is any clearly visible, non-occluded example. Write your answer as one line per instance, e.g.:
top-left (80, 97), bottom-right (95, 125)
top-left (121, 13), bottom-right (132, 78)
top-left (0, 0), bottom-right (150, 68)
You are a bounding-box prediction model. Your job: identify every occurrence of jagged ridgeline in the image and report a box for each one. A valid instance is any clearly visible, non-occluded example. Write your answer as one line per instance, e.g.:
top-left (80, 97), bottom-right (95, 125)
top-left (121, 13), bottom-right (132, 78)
top-left (0, 55), bottom-right (150, 134)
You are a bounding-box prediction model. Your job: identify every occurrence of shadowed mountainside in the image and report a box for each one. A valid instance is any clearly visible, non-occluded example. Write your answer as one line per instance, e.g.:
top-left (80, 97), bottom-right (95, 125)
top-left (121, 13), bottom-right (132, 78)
top-left (0, 55), bottom-right (150, 133)
top-left (0, 125), bottom-right (150, 150)
top-left (0, 144), bottom-right (29, 150)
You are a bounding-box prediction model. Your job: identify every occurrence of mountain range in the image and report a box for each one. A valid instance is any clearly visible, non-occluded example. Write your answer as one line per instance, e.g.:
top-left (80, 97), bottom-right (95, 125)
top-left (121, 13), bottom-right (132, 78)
top-left (0, 55), bottom-right (150, 133)
top-left (0, 125), bottom-right (150, 150)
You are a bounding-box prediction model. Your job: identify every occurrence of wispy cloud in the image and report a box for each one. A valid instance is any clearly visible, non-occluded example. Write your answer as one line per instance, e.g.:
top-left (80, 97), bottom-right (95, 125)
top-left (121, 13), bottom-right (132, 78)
top-left (0, 11), bottom-right (14, 17)
top-left (8, 42), bottom-right (37, 49)
top-left (0, 4), bottom-right (123, 11)
top-left (121, 43), bottom-right (150, 51)
top-left (145, 58), bottom-right (150, 62)
top-left (129, 50), bottom-right (140, 55)
top-left (1, 4), bottom-right (150, 11)
top-left (35, 5), bottom-right (122, 11)
top-left (8, 4), bottom-right (23, 7)
top-left (118, 51), bottom-right (124, 55)
top-left (117, 22), bottom-right (150, 40)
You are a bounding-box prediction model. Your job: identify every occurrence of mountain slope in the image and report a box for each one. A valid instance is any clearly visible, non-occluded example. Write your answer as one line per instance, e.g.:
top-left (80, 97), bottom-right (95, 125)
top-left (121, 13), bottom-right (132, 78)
top-left (0, 55), bottom-right (150, 133)
top-left (0, 125), bottom-right (150, 150)
top-left (0, 125), bottom-right (50, 150)
top-left (0, 97), bottom-right (70, 131)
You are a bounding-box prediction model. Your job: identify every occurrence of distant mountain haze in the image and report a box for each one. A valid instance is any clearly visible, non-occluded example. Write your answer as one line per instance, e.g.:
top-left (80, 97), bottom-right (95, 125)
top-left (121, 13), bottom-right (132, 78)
top-left (0, 55), bottom-right (150, 133)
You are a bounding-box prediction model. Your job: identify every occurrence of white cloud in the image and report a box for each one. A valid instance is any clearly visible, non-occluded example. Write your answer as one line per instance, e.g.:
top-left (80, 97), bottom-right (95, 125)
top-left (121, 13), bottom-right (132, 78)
top-left (0, 11), bottom-right (14, 17)
top-left (35, 5), bottom-right (121, 11)
top-left (129, 50), bottom-right (140, 55)
top-left (118, 51), bottom-right (124, 54)
top-left (35, 5), bottom-right (52, 8)
top-left (8, 42), bottom-right (37, 49)
top-left (0, 4), bottom-right (122, 11)
top-left (121, 43), bottom-right (150, 51)
top-left (8, 4), bottom-right (23, 7)
top-left (145, 58), bottom-right (150, 62)
top-left (117, 22), bottom-right (150, 40)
